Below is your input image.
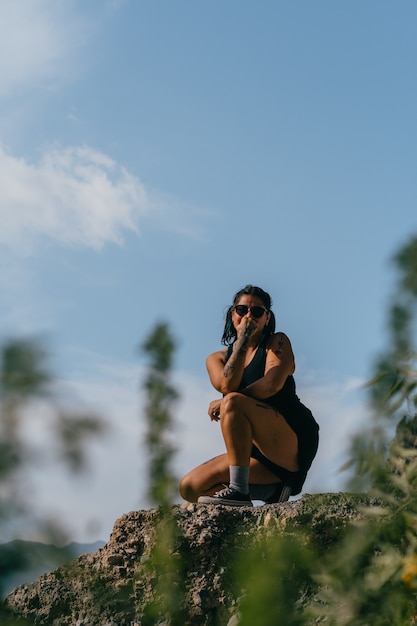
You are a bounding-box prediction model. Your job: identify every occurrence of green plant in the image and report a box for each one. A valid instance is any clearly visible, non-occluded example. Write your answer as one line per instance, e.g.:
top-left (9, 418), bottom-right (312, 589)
top-left (0, 337), bottom-right (106, 622)
top-left (233, 235), bottom-right (417, 625)
top-left (141, 322), bottom-right (179, 508)
top-left (140, 322), bottom-right (186, 625)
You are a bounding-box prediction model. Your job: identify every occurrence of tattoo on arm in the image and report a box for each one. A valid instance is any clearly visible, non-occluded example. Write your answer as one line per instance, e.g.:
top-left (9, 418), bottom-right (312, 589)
top-left (223, 361), bottom-right (235, 378)
top-left (224, 337), bottom-right (248, 377)
top-left (223, 330), bottom-right (252, 378)
top-left (274, 332), bottom-right (284, 356)
top-left (255, 402), bottom-right (274, 411)
top-left (239, 334), bottom-right (250, 351)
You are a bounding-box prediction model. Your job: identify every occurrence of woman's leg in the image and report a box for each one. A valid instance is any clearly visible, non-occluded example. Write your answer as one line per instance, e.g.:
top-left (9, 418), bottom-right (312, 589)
top-left (179, 454), bottom-right (283, 503)
top-left (220, 392), bottom-right (298, 471)
top-left (196, 392), bottom-right (298, 505)
top-left (179, 454), bottom-right (229, 502)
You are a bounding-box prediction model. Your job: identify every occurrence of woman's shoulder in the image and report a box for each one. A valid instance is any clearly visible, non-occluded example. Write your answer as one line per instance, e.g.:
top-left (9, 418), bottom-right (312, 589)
top-left (206, 347), bottom-right (229, 365)
top-left (266, 332), bottom-right (295, 360)
top-left (266, 331), bottom-right (292, 348)
top-left (266, 332), bottom-right (295, 373)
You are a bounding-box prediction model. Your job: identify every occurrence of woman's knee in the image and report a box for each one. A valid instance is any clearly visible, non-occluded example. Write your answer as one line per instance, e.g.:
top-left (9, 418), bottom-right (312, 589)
top-left (179, 474), bottom-right (197, 502)
top-left (221, 391), bottom-right (246, 415)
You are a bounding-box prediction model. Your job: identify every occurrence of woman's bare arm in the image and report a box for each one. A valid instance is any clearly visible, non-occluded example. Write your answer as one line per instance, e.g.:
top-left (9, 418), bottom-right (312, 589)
top-left (206, 318), bottom-right (259, 393)
top-left (240, 332), bottom-right (295, 399)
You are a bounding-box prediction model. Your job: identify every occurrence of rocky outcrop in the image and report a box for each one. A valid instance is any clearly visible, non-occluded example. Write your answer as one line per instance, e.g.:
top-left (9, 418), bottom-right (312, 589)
top-left (5, 493), bottom-right (376, 625)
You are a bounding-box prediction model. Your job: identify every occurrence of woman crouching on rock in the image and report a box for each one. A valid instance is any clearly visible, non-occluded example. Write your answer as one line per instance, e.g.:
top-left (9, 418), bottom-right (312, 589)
top-left (179, 284), bottom-right (319, 507)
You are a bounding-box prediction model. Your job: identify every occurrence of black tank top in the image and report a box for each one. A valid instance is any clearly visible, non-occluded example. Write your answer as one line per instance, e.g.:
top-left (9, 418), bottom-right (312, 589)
top-left (226, 335), bottom-right (300, 415)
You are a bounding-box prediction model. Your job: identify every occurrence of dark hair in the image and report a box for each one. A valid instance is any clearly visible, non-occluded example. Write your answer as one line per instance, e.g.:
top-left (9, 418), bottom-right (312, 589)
top-left (221, 285), bottom-right (276, 345)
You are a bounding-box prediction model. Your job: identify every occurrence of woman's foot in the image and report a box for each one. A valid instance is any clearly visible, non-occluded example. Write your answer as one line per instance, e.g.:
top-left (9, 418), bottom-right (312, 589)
top-left (198, 486), bottom-right (253, 507)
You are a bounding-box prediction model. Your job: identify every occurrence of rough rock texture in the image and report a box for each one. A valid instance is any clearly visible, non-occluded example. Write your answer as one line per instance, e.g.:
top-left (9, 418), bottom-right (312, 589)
top-left (5, 493), bottom-right (375, 625)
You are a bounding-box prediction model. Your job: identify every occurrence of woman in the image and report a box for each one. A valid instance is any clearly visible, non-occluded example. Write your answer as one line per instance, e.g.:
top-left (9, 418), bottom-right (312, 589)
top-left (179, 285), bottom-right (319, 507)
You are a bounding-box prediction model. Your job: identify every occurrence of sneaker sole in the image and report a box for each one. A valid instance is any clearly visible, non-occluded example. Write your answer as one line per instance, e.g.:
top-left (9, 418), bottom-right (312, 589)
top-left (197, 496), bottom-right (253, 507)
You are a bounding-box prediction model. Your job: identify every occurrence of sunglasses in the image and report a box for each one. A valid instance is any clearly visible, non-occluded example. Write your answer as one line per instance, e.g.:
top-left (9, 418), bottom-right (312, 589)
top-left (233, 305), bottom-right (268, 318)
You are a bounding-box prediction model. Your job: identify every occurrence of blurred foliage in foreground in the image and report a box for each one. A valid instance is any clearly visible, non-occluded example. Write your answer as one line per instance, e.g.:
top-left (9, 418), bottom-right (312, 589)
top-left (141, 322), bottom-right (179, 509)
top-left (259, 234), bottom-right (417, 625)
top-left (140, 322), bottom-right (187, 625)
top-left (238, 235), bottom-right (417, 625)
top-left (313, 234), bottom-right (417, 625)
top-left (0, 338), bottom-right (106, 621)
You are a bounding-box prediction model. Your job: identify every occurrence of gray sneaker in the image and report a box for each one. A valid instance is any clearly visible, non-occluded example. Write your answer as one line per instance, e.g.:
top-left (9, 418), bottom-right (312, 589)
top-left (198, 486), bottom-right (253, 507)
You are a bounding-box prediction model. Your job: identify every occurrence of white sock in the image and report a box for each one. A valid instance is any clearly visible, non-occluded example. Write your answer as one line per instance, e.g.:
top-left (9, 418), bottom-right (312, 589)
top-left (229, 465), bottom-right (250, 494)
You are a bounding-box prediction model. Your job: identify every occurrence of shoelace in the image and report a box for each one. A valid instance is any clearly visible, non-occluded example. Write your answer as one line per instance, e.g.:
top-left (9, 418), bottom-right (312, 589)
top-left (215, 485), bottom-right (233, 497)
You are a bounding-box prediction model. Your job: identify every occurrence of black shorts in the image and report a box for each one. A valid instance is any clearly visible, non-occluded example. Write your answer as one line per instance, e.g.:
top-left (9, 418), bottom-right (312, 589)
top-left (251, 403), bottom-right (319, 495)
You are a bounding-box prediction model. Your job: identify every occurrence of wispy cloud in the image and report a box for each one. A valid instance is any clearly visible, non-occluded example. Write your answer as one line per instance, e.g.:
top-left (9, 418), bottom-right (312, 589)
top-left (0, 143), bottom-right (213, 252)
top-left (0, 3), bottom-right (212, 252)
top-left (0, 144), bottom-right (150, 250)
top-left (0, 0), bottom-right (90, 98)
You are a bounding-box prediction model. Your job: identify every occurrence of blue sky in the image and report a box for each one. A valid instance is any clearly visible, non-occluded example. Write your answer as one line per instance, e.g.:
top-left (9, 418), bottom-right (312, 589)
top-left (1, 0), bottom-right (417, 543)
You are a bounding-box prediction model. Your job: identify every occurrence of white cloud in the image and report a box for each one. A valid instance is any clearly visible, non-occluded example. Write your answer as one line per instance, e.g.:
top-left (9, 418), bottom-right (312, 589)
top-left (0, 142), bottom-right (214, 253)
top-left (0, 144), bottom-right (149, 250)
top-left (0, 2), bottom-right (211, 251)
top-left (0, 0), bottom-right (90, 98)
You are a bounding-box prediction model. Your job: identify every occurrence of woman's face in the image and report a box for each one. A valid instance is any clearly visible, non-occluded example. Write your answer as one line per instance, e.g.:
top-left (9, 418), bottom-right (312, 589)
top-left (231, 294), bottom-right (271, 335)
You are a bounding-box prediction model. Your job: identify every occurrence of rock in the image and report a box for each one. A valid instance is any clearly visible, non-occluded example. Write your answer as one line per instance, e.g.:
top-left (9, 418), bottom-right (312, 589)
top-left (4, 493), bottom-right (376, 625)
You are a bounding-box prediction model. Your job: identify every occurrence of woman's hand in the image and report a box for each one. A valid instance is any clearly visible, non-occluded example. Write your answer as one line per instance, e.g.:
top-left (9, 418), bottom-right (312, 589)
top-left (208, 398), bottom-right (222, 422)
top-left (236, 316), bottom-right (258, 341)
